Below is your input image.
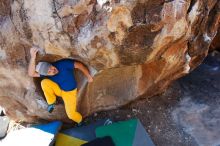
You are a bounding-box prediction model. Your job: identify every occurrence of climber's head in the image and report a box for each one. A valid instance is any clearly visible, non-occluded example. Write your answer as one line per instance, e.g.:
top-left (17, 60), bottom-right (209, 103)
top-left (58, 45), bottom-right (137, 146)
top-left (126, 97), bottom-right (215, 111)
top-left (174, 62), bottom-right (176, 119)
top-left (36, 62), bottom-right (59, 76)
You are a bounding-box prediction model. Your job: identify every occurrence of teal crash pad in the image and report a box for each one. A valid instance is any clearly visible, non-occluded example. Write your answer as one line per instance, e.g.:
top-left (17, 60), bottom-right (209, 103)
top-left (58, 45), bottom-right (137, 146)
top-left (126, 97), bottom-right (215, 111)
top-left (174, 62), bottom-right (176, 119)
top-left (96, 119), bottom-right (155, 146)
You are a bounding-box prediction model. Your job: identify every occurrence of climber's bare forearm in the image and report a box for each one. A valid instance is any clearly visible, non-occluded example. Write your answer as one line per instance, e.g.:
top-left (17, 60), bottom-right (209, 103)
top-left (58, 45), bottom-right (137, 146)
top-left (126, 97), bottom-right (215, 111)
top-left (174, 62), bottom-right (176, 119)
top-left (28, 57), bottom-right (36, 76)
top-left (80, 66), bottom-right (90, 78)
top-left (74, 61), bottom-right (93, 82)
top-left (28, 47), bottom-right (40, 77)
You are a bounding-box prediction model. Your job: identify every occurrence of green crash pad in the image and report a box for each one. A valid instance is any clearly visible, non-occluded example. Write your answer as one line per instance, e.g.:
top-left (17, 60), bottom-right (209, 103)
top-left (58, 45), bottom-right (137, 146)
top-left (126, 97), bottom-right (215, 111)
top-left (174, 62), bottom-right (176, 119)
top-left (96, 119), bottom-right (155, 146)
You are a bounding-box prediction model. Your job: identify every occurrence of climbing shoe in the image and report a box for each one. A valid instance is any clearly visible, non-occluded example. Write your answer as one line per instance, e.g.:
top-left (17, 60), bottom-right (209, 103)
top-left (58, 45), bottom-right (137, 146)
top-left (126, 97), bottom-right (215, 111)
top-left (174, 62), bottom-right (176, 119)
top-left (47, 104), bottom-right (55, 113)
top-left (76, 122), bottom-right (83, 127)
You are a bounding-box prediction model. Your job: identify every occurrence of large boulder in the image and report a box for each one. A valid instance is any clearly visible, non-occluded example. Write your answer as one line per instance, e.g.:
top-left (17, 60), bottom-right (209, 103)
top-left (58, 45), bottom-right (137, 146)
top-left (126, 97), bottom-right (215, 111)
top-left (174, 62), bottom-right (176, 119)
top-left (0, 0), bottom-right (219, 122)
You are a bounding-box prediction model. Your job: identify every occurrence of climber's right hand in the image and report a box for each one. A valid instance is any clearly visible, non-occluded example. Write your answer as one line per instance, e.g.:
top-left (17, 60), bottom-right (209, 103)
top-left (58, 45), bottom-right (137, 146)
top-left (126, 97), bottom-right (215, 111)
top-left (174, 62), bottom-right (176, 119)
top-left (30, 47), bottom-right (39, 58)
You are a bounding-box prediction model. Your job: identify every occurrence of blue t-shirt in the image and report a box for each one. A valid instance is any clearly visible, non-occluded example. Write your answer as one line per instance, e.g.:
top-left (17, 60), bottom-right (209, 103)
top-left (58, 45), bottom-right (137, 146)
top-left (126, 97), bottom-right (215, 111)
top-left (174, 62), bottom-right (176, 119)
top-left (41, 59), bottom-right (77, 91)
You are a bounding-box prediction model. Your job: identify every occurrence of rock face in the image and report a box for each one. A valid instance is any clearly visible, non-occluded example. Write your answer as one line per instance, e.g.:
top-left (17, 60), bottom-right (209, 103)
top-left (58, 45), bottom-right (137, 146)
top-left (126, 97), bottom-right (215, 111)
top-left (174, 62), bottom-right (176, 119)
top-left (0, 0), bottom-right (219, 122)
top-left (210, 27), bottom-right (220, 51)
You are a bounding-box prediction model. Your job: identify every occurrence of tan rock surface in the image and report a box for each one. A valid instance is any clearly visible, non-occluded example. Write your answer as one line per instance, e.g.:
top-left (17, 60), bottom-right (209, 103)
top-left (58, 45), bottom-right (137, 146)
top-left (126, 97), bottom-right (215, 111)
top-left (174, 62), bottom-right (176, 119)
top-left (0, 0), bottom-right (219, 122)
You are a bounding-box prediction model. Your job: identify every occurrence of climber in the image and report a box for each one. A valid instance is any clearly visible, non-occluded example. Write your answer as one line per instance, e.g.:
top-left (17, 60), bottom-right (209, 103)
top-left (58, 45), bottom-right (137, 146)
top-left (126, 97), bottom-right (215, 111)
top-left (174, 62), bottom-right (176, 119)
top-left (28, 47), bottom-right (93, 124)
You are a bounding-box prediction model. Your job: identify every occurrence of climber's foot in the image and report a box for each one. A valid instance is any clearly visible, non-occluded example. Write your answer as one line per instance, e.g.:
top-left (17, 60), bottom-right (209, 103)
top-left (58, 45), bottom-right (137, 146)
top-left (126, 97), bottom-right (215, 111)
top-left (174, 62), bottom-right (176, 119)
top-left (47, 104), bottom-right (55, 113)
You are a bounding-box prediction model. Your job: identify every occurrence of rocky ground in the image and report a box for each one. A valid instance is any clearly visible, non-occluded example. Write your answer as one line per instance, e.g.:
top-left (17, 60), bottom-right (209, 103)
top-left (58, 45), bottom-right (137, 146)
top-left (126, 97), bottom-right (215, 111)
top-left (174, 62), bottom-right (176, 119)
top-left (84, 51), bottom-right (220, 146)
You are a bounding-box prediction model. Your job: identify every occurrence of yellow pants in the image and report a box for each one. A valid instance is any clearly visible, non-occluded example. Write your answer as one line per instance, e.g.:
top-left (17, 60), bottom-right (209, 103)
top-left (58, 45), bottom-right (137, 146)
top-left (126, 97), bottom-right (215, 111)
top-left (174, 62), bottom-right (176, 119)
top-left (41, 79), bottom-right (82, 123)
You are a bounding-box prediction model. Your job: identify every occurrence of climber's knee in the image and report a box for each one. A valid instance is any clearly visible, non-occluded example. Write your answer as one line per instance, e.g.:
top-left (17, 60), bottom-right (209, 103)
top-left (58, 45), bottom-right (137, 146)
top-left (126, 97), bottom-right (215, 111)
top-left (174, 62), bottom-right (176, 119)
top-left (41, 79), bottom-right (52, 89)
top-left (40, 79), bottom-right (58, 105)
top-left (41, 78), bottom-right (59, 88)
top-left (41, 79), bottom-right (61, 96)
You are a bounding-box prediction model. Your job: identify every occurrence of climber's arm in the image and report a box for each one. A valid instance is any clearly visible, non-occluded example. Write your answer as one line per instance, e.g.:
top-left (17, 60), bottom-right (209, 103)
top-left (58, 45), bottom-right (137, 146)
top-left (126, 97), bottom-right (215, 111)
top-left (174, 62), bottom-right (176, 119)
top-left (74, 61), bottom-right (93, 82)
top-left (28, 47), bottom-right (40, 77)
